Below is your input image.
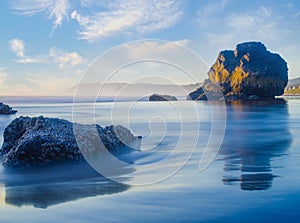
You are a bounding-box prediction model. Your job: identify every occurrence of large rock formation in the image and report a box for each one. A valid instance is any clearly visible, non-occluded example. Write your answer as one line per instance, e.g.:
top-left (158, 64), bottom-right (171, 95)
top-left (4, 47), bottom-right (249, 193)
top-left (149, 94), bottom-right (178, 101)
top-left (0, 102), bottom-right (17, 115)
top-left (0, 116), bottom-right (141, 168)
top-left (188, 42), bottom-right (288, 101)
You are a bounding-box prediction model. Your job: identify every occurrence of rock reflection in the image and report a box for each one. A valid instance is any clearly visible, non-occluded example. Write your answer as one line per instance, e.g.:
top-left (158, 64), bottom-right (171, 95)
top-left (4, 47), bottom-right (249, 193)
top-left (1, 162), bottom-right (132, 209)
top-left (220, 100), bottom-right (292, 191)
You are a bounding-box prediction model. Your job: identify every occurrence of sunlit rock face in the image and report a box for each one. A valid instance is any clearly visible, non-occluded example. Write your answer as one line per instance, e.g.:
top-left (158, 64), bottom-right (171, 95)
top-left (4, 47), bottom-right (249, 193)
top-left (187, 42), bottom-right (288, 101)
top-left (0, 116), bottom-right (140, 168)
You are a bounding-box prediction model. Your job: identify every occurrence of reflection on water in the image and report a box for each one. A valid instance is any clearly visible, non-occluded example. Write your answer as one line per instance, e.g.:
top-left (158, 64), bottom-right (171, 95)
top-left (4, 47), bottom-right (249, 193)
top-left (0, 163), bottom-right (131, 209)
top-left (220, 100), bottom-right (292, 191)
top-left (0, 184), bottom-right (5, 206)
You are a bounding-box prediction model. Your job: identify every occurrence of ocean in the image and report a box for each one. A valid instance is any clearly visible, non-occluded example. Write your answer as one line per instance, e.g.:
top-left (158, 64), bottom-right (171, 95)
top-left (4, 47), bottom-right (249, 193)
top-left (0, 96), bottom-right (299, 222)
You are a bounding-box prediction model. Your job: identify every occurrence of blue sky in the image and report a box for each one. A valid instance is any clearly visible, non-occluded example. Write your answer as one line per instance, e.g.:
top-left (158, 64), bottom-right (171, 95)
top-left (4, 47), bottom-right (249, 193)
top-left (0, 0), bottom-right (299, 95)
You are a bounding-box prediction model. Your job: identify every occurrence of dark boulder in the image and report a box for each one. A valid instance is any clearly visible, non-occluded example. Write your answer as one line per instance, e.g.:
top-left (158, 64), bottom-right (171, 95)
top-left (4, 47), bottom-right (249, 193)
top-left (0, 116), bottom-right (140, 168)
top-left (0, 102), bottom-right (17, 115)
top-left (188, 42), bottom-right (288, 101)
top-left (149, 94), bottom-right (178, 101)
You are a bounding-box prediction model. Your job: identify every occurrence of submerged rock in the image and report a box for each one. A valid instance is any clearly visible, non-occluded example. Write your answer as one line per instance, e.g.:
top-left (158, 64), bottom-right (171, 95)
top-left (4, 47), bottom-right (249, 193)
top-left (246, 95), bottom-right (261, 101)
top-left (0, 102), bottom-right (17, 115)
top-left (0, 116), bottom-right (141, 168)
top-left (149, 94), bottom-right (178, 101)
top-left (188, 42), bottom-right (288, 101)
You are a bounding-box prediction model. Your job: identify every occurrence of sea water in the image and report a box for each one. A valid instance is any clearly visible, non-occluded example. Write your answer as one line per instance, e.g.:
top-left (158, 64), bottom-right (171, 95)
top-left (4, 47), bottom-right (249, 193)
top-left (0, 97), bottom-right (299, 223)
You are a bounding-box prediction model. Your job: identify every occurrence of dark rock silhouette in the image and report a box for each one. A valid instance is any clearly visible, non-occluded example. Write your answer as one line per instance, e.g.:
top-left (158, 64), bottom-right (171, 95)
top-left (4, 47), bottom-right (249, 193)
top-left (0, 116), bottom-right (141, 168)
top-left (188, 42), bottom-right (288, 101)
top-left (149, 94), bottom-right (178, 101)
top-left (0, 102), bottom-right (17, 115)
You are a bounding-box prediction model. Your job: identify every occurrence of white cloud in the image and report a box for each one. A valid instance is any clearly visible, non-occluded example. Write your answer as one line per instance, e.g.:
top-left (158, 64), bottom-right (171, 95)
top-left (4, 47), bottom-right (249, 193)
top-left (9, 38), bottom-right (25, 57)
top-left (9, 38), bottom-right (47, 64)
top-left (172, 39), bottom-right (189, 47)
top-left (11, 0), bottom-right (69, 30)
top-left (71, 0), bottom-right (182, 42)
top-left (49, 47), bottom-right (85, 67)
top-left (9, 38), bottom-right (85, 67)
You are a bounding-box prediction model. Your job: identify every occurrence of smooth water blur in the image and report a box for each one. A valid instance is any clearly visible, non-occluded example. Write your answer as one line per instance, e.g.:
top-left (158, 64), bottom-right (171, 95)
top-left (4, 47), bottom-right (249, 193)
top-left (0, 97), bottom-right (299, 222)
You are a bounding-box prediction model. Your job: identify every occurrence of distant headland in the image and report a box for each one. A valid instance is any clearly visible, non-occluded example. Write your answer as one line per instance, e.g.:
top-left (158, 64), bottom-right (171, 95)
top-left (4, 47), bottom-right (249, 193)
top-left (285, 77), bottom-right (300, 95)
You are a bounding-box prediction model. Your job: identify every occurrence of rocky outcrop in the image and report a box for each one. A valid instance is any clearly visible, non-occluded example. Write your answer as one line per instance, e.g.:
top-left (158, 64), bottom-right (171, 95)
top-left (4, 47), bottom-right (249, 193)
top-left (149, 94), bottom-right (178, 101)
top-left (188, 42), bottom-right (288, 101)
top-left (0, 116), bottom-right (141, 168)
top-left (186, 79), bottom-right (223, 100)
top-left (0, 102), bottom-right (17, 115)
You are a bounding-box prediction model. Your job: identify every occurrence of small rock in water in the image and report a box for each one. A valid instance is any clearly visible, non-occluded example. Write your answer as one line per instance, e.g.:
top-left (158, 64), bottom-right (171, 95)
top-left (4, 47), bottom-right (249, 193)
top-left (0, 102), bottom-right (17, 115)
top-left (246, 95), bottom-right (261, 101)
top-left (149, 94), bottom-right (178, 101)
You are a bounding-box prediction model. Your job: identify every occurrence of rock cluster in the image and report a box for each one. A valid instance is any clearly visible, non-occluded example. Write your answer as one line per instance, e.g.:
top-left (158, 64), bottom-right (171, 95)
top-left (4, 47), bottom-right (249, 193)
top-left (149, 94), bottom-right (178, 101)
top-left (0, 102), bottom-right (17, 115)
top-left (0, 116), bottom-right (140, 168)
top-left (187, 42), bottom-right (288, 101)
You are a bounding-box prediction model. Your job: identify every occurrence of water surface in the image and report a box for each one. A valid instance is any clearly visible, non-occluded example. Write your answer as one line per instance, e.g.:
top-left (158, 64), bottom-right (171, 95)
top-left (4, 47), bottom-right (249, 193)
top-left (0, 97), bottom-right (299, 222)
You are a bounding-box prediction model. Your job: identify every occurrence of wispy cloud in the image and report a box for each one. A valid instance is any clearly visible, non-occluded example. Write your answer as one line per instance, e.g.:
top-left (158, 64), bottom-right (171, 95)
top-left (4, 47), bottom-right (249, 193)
top-left (197, 0), bottom-right (230, 28)
top-left (9, 38), bottom-right (85, 67)
top-left (49, 47), bottom-right (85, 67)
top-left (10, 0), bottom-right (182, 41)
top-left (11, 0), bottom-right (69, 30)
top-left (224, 6), bottom-right (285, 42)
top-left (197, 2), bottom-right (289, 48)
top-left (71, 0), bottom-right (183, 42)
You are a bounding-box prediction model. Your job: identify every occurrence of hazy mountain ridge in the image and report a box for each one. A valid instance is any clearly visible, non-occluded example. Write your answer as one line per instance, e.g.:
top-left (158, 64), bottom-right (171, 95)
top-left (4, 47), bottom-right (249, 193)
top-left (66, 82), bottom-right (200, 97)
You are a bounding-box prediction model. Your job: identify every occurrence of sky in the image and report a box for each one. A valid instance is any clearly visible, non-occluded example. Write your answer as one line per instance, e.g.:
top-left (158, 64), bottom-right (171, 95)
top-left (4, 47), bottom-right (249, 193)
top-left (0, 0), bottom-right (300, 95)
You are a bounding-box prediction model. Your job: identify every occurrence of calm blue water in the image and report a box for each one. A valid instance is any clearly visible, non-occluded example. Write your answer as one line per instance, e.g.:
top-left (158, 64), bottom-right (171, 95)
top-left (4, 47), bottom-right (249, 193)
top-left (0, 97), bottom-right (299, 222)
